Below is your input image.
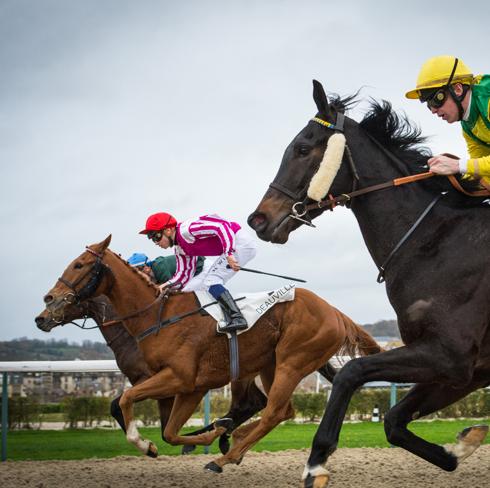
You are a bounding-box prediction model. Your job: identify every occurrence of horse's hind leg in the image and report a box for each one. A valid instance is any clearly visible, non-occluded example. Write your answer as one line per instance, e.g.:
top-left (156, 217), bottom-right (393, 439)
top-left (205, 366), bottom-right (299, 472)
top-left (182, 377), bottom-right (267, 455)
top-left (230, 369), bottom-right (273, 446)
top-left (384, 376), bottom-right (489, 465)
top-left (217, 378), bottom-right (267, 453)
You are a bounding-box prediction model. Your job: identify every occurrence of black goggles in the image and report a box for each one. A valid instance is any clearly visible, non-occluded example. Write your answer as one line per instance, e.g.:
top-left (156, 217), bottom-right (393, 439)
top-left (425, 88), bottom-right (448, 110)
top-left (147, 230), bottom-right (163, 243)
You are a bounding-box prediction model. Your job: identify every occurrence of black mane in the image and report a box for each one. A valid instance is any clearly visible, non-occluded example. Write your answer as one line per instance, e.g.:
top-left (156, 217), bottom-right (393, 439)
top-left (328, 95), bottom-right (485, 205)
top-left (359, 100), bottom-right (431, 166)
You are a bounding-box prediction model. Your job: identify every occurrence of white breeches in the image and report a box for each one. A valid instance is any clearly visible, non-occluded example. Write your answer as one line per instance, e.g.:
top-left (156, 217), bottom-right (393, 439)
top-left (182, 229), bottom-right (257, 292)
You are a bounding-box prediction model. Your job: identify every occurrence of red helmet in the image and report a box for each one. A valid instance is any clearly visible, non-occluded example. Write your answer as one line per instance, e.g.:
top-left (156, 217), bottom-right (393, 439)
top-left (139, 212), bottom-right (177, 234)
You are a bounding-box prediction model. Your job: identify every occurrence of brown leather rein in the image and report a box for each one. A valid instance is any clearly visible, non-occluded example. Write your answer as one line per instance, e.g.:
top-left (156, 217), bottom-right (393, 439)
top-left (102, 291), bottom-right (169, 327)
top-left (301, 172), bottom-right (490, 214)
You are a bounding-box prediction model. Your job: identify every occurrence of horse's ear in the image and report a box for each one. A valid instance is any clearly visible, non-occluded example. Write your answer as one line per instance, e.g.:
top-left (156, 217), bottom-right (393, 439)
top-left (93, 234), bottom-right (112, 253)
top-left (312, 80), bottom-right (331, 118)
top-left (101, 234), bottom-right (112, 250)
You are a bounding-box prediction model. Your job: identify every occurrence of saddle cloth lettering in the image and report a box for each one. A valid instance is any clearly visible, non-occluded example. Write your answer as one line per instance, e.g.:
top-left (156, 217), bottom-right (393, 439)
top-left (195, 284), bottom-right (296, 335)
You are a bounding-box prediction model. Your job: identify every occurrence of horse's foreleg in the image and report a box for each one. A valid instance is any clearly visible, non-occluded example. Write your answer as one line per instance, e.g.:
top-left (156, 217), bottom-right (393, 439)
top-left (303, 343), bottom-right (478, 487)
top-left (163, 392), bottom-right (232, 447)
top-left (384, 377), bottom-right (489, 466)
top-left (119, 368), bottom-right (188, 457)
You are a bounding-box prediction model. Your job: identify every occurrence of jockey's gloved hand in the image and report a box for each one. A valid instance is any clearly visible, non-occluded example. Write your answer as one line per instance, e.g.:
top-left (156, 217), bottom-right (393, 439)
top-left (226, 254), bottom-right (240, 272)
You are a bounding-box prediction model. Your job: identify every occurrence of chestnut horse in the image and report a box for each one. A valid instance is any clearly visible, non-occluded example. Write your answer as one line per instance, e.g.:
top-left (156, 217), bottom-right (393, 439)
top-left (41, 235), bottom-right (380, 472)
top-left (35, 296), bottom-right (267, 455)
top-left (248, 80), bottom-right (490, 487)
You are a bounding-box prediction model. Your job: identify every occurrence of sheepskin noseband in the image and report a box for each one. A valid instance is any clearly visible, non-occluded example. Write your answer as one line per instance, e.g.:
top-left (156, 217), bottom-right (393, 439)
top-left (307, 133), bottom-right (346, 202)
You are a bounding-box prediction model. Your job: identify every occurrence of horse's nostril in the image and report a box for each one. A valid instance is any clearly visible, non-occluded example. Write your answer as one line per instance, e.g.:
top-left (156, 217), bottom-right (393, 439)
top-left (44, 294), bottom-right (54, 304)
top-left (247, 212), bottom-right (267, 231)
top-left (35, 316), bottom-right (45, 327)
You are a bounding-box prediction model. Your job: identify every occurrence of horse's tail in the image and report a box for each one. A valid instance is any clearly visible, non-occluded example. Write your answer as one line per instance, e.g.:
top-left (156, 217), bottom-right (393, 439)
top-left (337, 309), bottom-right (383, 359)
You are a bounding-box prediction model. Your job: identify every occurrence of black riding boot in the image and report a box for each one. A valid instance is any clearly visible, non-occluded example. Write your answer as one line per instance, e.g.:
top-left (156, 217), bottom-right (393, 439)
top-left (216, 290), bottom-right (248, 332)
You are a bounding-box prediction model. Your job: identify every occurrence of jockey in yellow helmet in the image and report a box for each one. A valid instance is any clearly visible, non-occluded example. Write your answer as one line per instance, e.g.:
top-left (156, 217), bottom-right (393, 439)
top-left (406, 56), bottom-right (490, 187)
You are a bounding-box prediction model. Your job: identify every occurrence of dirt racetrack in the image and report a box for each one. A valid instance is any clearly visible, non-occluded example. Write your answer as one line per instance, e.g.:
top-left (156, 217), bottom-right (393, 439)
top-left (1, 446), bottom-right (489, 488)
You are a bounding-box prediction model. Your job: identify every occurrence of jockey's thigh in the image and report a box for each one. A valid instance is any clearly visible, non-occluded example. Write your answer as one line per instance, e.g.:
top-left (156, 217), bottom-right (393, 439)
top-left (234, 228), bottom-right (257, 266)
top-left (182, 230), bottom-right (257, 292)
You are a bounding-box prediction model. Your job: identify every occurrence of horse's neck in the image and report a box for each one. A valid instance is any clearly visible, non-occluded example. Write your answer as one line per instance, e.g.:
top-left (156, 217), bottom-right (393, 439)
top-left (347, 134), bottom-right (438, 268)
top-left (103, 253), bottom-right (160, 334)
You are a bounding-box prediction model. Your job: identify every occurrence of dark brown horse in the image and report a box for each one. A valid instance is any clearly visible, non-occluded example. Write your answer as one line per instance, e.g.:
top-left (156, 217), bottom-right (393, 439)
top-left (35, 296), bottom-right (267, 454)
top-left (41, 235), bottom-right (380, 472)
top-left (248, 80), bottom-right (490, 487)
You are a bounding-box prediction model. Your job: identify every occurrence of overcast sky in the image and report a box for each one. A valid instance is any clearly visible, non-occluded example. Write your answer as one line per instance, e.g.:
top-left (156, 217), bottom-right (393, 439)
top-left (1, 0), bottom-right (488, 343)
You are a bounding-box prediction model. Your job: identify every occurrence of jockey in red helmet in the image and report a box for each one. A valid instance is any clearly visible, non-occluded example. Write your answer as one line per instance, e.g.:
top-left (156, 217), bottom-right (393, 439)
top-left (140, 212), bottom-right (257, 332)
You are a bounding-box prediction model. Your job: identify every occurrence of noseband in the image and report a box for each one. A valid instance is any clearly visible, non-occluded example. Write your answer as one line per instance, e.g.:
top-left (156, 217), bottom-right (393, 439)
top-left (269, 112), bottom-right (359, 227)
top-left (57, 247), bottom-right (114, 304)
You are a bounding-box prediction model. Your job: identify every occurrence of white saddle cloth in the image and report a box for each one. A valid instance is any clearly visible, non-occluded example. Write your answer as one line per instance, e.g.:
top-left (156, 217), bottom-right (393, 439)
top-left (195, 284), bottom-right (296, 335)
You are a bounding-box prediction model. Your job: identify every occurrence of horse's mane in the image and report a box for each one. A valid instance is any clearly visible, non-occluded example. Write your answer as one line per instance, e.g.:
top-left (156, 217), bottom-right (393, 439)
top-left (107, 249), bottom-right (160, 296)
top-left (359, 100), bottom-right (431, 166)
top-left (328, 94), bottom-right (485, 204)
top-left (327, 94), bottom-right (430, 167)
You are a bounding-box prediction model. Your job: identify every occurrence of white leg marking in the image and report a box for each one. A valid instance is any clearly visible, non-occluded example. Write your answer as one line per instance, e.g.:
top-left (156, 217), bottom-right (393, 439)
top-left (302, 463), bottom-right (330, 480)
top-left (127, 420), bottom-right (150, 454)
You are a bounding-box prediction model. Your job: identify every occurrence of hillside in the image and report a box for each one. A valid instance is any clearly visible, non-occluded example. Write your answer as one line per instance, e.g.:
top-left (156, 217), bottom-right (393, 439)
top-left (0, 338), bottom-right (114, 361)
top-left (361, 319), bottom-right (400, 339)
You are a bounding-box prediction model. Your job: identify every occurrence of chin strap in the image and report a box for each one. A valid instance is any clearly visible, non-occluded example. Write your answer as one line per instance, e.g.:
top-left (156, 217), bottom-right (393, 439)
top-left (446, 58), bottom-right (470, 121)
top-left (448, 84), bottom-right (467, 121)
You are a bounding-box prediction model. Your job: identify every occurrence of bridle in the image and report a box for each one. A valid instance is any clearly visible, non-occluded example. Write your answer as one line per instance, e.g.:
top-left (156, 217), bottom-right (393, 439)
top-left (57, 246), bottom-right (170, 328)
top-left (57, 247), bottom-right (114, 305)
top-left (269, 112), bottom-right (360, 227)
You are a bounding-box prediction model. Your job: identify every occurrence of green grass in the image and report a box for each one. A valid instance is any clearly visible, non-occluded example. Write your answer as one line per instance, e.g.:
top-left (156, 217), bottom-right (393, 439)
top-left (39, 413), bottom-right (65, 422)
top-left (3, 420), bottom-right (489, 461)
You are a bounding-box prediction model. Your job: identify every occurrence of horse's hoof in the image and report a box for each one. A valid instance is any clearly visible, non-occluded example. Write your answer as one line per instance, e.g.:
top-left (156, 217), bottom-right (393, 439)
top-left (448, 424), bottom-right (489, 464)
top-left (303, 473), bottom-right (330, 488)
top-left (182, 444), bottom-right (196, 455)
top-left (204, 461), bottom-right (223, 473)
top-left (457, 424), bottom-right (489, 443)
top-left (215, 417), bottom-right (234, 434)
top-left (146, 442), bottom-right (158, 458)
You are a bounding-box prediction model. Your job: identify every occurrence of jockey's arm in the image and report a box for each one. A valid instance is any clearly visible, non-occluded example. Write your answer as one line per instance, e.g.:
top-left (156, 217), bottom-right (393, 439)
top-left (461, 131), bottom-right (490, 178)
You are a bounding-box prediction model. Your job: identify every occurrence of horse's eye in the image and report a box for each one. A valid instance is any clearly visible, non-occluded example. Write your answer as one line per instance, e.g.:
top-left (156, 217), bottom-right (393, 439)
top-left (74, 263), bottom-right (83, 269)
top-left (296, 144), bottom-right (311, 157)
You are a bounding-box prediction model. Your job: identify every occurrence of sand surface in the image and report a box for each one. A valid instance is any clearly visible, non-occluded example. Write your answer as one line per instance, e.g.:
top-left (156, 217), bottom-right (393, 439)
top-left (1, 446), bottom-right (489, 487)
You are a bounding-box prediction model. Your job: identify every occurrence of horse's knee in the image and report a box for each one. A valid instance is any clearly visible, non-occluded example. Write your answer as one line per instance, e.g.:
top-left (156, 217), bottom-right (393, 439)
top-left (118, 390), bottom-right (134, 409)
top-left (383, 409), bottom-right (406, 447)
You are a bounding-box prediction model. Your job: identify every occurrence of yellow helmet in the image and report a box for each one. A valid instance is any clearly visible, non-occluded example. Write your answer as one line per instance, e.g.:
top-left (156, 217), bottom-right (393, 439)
top-left (405, 56), bottom-right (473, 99)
